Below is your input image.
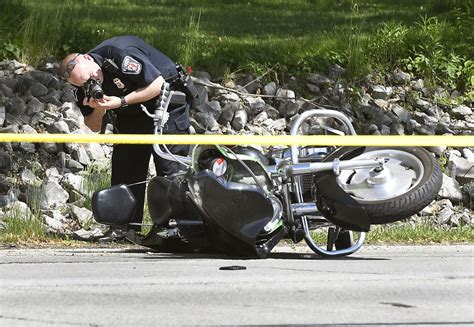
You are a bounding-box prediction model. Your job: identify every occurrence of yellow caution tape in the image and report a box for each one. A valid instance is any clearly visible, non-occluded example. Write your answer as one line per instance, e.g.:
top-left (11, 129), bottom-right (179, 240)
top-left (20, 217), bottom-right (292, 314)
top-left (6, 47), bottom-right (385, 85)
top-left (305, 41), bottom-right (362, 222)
top-left (0, 133), bottom-right (472, 147)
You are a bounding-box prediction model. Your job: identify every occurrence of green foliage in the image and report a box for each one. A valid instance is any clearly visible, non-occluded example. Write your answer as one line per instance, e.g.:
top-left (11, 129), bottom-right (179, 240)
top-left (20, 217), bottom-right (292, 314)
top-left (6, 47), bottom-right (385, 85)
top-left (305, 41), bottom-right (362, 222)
top-left (83, 161), bottom-right (111, 210)
top-left (310, 221), bottom-right (474, 245)
top-left (402, 15), bottom-right (473, 93)
top-left (0, 0), bottom-right (471, 95)
top-left (369, 22), bottom-right (409, 70)
top-left (366, 221), bottom-right (474, 244)
top-left (0, 200), bottom-right (46, 244)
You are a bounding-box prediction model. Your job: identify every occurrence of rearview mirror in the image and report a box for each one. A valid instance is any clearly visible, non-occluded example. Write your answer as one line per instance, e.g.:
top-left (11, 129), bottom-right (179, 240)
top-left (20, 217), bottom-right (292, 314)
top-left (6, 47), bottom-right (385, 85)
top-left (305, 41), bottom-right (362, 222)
top-left (92, 184), bottom-right (136, 226)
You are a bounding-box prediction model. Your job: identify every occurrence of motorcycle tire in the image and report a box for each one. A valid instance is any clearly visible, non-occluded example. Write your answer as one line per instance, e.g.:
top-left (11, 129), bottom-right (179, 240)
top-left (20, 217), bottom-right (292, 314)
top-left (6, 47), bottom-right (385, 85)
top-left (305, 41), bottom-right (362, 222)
top-left (322, 146), bottom-right (443, 224)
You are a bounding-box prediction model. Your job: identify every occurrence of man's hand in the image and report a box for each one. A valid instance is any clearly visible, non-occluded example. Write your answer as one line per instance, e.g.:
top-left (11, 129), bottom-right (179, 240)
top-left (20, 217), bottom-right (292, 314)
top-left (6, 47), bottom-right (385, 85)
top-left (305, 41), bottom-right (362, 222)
top-left (83, 95), bottom-right (121, 111)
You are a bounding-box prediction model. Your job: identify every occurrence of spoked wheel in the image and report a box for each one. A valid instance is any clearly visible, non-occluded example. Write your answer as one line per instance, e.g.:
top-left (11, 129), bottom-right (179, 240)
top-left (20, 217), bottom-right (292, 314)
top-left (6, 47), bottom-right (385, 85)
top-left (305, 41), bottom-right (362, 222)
top-left (323, 146), bottom-right (443, 224)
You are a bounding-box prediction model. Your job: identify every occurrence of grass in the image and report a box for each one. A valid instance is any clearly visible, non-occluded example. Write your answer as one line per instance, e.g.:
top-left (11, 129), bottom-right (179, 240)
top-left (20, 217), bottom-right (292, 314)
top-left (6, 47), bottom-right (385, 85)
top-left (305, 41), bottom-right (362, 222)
top-left (309, 221), bottom-right (474, 245)
top-left (0, 203), bottom-right (47, 244)
top-left (1, 0), bottom-right (472, 92)
top-left (83, 160), bottom-right (111, 211)
top-left (365, 222), bottom-right (474, 244)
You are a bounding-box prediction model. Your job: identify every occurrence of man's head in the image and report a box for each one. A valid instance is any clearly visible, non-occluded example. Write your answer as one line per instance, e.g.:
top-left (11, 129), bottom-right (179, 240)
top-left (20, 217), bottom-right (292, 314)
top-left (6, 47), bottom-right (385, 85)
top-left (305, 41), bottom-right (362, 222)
top-left (59, 53), bottom-right (103, 86)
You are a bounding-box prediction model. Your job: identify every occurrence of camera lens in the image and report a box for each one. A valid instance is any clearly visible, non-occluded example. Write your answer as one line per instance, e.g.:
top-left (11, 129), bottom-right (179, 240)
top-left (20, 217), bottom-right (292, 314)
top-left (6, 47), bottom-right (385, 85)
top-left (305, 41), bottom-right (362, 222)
top-left (91, 86), bottom-right (104, 99)
top-left (83, 79), bottom-right (104, 100)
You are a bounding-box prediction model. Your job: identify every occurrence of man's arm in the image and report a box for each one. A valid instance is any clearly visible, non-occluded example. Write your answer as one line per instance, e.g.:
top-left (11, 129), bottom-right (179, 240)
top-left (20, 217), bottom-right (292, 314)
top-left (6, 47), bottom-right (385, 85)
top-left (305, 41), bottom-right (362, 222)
top-left (84, 107), bottom-right (106, 132)
top-left (86, 76), bottom-right (165, 111)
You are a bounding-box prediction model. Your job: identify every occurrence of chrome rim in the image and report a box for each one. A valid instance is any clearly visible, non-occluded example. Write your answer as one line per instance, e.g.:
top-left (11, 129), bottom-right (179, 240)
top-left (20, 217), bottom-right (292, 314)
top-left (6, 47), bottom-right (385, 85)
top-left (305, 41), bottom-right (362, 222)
top-left (337, 150), bottom-right (425, 202)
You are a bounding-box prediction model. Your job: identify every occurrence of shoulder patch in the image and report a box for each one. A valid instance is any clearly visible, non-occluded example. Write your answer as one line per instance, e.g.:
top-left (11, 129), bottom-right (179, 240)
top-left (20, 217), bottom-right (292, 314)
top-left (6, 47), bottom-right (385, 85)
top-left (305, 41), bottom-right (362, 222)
top-left (121, 56), bottom-right (142, 74)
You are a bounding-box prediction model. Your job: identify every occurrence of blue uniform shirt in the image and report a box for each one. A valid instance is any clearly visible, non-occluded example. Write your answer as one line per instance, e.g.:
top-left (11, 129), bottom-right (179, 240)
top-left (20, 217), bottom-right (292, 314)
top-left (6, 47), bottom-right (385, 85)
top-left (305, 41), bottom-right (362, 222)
top-left (76, 36), bottom-right (178, 117)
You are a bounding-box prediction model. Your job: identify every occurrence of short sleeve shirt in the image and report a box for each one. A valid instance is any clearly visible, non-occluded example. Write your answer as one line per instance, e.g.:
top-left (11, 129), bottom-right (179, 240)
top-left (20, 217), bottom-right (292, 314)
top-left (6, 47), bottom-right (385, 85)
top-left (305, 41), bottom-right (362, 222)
top-left (76, 36), bottom-right (178, 116)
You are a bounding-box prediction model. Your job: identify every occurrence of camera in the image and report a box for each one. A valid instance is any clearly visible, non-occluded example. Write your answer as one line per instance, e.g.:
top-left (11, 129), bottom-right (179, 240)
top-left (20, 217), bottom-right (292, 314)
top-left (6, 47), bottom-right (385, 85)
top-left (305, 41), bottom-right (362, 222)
top-left (82, 79), bottom-right (104, 99)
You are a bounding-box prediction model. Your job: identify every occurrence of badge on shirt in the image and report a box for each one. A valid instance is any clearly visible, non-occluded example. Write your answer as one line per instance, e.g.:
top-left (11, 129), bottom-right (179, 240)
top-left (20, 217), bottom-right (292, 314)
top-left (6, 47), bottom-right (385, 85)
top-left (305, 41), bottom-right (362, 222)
top-left (113, 78), bottom-right (125, 89)
top-left (121, 56), bottom-right (142, 74)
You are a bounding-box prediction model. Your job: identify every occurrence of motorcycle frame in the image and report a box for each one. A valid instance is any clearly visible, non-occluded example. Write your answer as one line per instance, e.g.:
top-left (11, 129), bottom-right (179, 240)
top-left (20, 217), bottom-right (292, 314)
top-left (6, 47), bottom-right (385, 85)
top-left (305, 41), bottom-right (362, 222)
top-left (149, 86), bottom-right (373, 256)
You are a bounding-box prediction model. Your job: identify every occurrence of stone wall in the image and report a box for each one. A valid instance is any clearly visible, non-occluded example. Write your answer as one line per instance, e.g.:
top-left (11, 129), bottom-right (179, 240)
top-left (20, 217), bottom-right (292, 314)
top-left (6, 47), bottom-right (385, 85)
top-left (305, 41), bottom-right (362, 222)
top-left (0, 59), bottom-right (472, 239)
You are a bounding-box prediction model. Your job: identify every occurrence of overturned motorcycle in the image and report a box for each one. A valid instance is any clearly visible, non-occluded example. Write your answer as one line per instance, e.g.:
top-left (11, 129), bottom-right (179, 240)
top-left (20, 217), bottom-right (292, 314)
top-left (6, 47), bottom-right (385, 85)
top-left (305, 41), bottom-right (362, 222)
top-left (92, 82), bottom-right (443, 258)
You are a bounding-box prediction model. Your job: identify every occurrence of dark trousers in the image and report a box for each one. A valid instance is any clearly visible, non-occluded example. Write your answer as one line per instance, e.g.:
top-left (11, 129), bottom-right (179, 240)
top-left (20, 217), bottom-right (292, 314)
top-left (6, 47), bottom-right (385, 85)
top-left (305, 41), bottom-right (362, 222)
top-left (110, 104), bottom-right (190, 228)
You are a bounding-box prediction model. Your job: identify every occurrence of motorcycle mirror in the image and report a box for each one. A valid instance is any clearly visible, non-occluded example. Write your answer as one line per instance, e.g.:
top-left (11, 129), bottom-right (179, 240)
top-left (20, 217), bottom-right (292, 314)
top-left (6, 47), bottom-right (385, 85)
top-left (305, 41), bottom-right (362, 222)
top-left (92, 184), bottom-right (137, 226)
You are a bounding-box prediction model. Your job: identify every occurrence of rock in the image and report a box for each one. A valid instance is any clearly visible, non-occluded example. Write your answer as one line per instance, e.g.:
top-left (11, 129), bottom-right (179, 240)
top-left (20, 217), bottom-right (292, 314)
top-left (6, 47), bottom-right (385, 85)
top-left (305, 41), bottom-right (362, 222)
top-left (307, 83), bottom-right (321, 94)
top-left (0, 177), bottom-right (10, 194)
top-left (263, 82), bottom-right (277, 96)
top-left (73, 228), bottom-right (104, 241)
top-left (390, 123), bottom-right (405, 135)
top-left (371, 85), bottom-right (392, 100)
top-left (20, 169), bottom-right (39, 186)
top-left (206, 100), bottom-right (222, 120)
top-left (275, 88), bottom-right (295, 100)
top-left (373, 99), bottom-right (389, 109)
top-left (438, 174), bottom-right (463, 203)
top-left (66, 159), bottom-right (84, 173)
top-left (39, 177), bottom-right (69, 209)
top-left (26, 97), bottom-right (45, 116)
top-left (268, 118), bottom-right (286, 131)
top-left (0, 189), bottom-right (17, 208)
top-left (307, 73), bottom-right (331, 88)
top-left (216, 90), bottom-right (240, 104)
top-left (62, 173), bottom-right (86, 195)
top-left (236, 74), bottom-right (261, 94)
top-left (392, 70), bottom-right (411, 85)
top-left (83, 142), bottom-right (105, 161)
top-left (1, 84), bottom-right (14, 98)
top-left (264, 104), bottom-right (279, 120)
top-left (43, 214), bottom-right (64, 230)
top-left (412, 79), bottom-right (424, 91)
top-left (34, 71), bottom-right (58, 88)
top-left (414, 99), bottom-right (431, 112)
top-left (462, 148), bottom-right (474, 162)
top-left (42, 142), bottom-right (60, 154)
top-left (0, 106), bottom-right (6, 126)
top-left (70, 204), bottom-right (93, 227)
top-left (192, 71), bottom-right (212, 82)
top-left (19, 142), bottom-right (36, 153)
top-left (278, 100), bottom-right (300, 118)
top-left (72, 145), bottom-right (91, 166)
top-left (48, 120), bottom-right (71, 134)
top-left (5, 97), bottom-right (26, 115)
top-left (218, 101), bottom-right (238, 125)
top-left (448, 152), bottom-right (474, 181)
top-left (451, 105), bottom-right (472, 118)
top-left (243, 96), bottom-right (265, 114)
top-left (435, 205), bottom-right (454, 225)
top-left (328, 64), bottom-right (345, 80)
top-left (195, 112), bottom-right (219, 131)
top-left (380, 124), bottom-right (391, 135)
top-left (253, 111), bottom-right (268, 125)
top-left (231, 108), bottom-right (248, 131)
top-left (2, 201), bottom-right (32, 220)
top-left (29, 83), bottom-right (49, 97)
top-left (426, 146), bottom-right (446, 157)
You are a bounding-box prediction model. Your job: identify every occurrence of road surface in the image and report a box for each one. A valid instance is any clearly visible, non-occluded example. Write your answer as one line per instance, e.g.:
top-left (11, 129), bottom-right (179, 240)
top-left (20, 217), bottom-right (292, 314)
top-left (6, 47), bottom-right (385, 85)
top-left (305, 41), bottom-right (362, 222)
top-left (1, 245), bottom-right (473, 326)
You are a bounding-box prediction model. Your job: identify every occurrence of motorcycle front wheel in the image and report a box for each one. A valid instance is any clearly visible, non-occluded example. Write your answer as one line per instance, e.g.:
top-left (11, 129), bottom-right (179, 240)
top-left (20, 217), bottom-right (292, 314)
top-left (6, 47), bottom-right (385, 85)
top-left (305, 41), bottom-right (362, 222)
top-left (322, 146), bottom-right (443, 224)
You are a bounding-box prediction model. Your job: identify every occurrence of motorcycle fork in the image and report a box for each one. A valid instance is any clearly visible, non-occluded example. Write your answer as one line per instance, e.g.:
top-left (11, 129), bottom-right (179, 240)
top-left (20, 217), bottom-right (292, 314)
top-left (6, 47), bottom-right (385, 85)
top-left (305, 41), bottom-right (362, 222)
top-left (281, 176), bottom-right (306, 243)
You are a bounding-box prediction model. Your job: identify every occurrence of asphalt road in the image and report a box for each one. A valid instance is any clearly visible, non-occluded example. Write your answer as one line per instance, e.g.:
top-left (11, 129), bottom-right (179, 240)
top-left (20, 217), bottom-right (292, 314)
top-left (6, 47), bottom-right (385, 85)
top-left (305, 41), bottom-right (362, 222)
top-left (0, 245), bottom-right (473, 326)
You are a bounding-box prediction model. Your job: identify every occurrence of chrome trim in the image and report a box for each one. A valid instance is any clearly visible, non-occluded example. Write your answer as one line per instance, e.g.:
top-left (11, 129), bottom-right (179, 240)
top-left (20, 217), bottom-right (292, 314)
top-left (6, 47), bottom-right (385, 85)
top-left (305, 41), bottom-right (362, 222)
top-left (291, 203), bottom-right (318, 216)
top-left (302, 216), bottom-right (366, 256)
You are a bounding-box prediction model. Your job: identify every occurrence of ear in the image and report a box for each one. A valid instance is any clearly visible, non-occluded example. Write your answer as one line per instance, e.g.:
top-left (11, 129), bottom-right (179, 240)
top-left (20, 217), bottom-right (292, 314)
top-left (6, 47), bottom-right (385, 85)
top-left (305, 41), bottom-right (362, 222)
top-left (83, 54), bottom-right (93, 61)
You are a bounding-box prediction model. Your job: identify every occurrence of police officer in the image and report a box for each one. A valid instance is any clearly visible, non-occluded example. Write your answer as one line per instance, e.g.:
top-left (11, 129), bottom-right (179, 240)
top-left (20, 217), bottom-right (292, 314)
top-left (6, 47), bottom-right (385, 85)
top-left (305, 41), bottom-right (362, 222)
top-left (60, 36), bottom-right (190, 242)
